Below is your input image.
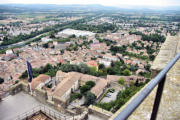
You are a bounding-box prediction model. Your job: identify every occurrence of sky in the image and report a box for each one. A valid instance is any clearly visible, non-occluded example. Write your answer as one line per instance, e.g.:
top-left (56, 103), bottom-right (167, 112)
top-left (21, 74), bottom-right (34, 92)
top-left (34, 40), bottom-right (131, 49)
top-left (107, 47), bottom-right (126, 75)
top-left (0, 0), bottom-right (180, 7)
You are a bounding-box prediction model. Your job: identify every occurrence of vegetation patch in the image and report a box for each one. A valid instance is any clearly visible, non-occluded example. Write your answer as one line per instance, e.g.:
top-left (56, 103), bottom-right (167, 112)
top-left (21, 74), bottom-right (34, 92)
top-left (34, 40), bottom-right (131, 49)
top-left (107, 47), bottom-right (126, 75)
top-left (96, 82), bottom-right (146, 113)
top-left (69, 93), bottom-right (82, 102)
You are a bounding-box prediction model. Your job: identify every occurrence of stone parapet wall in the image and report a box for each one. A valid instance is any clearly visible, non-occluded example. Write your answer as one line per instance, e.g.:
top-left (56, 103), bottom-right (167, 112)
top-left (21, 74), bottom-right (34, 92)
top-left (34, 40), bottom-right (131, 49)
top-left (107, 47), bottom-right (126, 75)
top-left (34, 87), bottom-right (47, 104)
top-left (21, 82), bottom-right (29, 92)
top-left (88, 105), bottom-right (113, 120)
top-left (151, 35), bottom-right (179, 76)
top-left (9, 81), bottom-right (29, 95)
top-left (109, 34), bottom-right (180, 120)
top-left (156, 59), bottom-right (180, 120)
top-left (127, 35), bottom-right (180, 120)
top-left (53, 96), bottom-right (67, 112)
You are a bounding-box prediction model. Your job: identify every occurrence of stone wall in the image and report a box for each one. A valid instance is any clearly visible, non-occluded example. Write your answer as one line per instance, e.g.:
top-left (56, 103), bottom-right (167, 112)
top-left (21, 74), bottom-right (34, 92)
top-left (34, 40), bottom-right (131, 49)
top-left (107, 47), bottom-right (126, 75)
top-left (8, 81), bottom-right (72, 114)
top-left (34, 88), bottom-right (47, 104)
top-left (9, 82), bottom-right (29, 95)
top-left (88, 105), bottom-right (113, 120)
top-left (8, 81), bottom-right (87, 117)
top-left (109, 34), bottom-right (180, 120)
top-left (151, 35), bottom-right (179, 77)
top-left (53, 96), bottom-right (67, 112)
top-left (69, 111), bottom-right (88, 120)
top-left (21, 82), bottom-right (29, 92)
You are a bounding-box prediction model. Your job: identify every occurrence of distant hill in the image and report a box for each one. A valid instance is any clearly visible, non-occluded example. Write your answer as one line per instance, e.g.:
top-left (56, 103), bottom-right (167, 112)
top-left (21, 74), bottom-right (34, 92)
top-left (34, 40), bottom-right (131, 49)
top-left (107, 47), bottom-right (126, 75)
top-left (0, 4), bottom-right (118, 13)
top-left (0, 4), bottom-right (180, 13)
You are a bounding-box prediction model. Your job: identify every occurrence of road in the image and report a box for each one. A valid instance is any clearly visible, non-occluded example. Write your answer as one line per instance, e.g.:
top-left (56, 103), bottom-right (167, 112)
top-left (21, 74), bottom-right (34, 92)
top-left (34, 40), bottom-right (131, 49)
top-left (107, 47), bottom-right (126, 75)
top-left (0, 32), bottom-right (49, 49)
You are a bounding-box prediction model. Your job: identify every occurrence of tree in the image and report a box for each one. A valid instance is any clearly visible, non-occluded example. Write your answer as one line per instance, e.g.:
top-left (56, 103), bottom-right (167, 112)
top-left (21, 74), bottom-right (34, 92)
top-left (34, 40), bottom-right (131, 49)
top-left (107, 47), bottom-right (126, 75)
top-left (90, 67), bottom-right (97, 75)
top-left (19, 70), bottom-right (28, 79)
top-left (46, 69), bottom-right (56, 77)
top-left (70, 93), bottom-right (82, 102)
top-left (139, 72), bottom-right (151, 78)
top-left (73, 45), bottom-right (78, 51)
top-left (80, 85), bottom-right (91, 94)
top-left (49, 31), bottom-right (55, 38)
top-left (84, 92), bottom-right (96, 106)
top-left (122, 69), bottom-right (131, 76)
top-left (149, 54), bottom-right (155, 61)
top-left (15, 80), bottom-right (19, 84)
top-left (0, 77), bottom-right (4, 84)
top-left (118, 78), bottom-right (125, 85)
top-left (82, 36), bottom-right (87, 40)
top-left (135, 80), bottom-right (139, 87)
top-left (85, 81), bottom-right (95, 88)
top-left (107, 67), bottom-right (117, 75)
top-left (43, 64), bottom-right (53, 73)
top-left (42, 43), bottom-right (49, 48)
top-left (70, 34), bottom-right (76, 38)
top-left (145, 64), bottom-right (151, 71)
top-left (145, 79), bottom-right (150, 83)
top-left (98, 69), bottom-right (105, 76)
top-left (79, 63), bottom-right (90, 74)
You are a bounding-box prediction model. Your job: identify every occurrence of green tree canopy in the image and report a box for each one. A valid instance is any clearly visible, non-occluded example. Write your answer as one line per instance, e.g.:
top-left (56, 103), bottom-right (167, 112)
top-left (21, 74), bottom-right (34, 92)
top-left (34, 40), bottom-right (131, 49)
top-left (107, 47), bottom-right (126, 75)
top-left (118, 77), bottom-right (125, 85)
top-left (84, 92), bottom-right (96, 106)
top-left (122, 69), bottom-right (131, 76)
top-left (85, 81), bottom-right (95, 88)
top-left (80, 85), bottom-right (91, 94)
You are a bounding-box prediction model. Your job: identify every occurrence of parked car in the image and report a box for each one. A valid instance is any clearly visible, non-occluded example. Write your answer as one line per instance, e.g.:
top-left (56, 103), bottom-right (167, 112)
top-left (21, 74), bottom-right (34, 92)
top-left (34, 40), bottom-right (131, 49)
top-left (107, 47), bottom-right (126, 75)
top-left (106, 94), bottom-right (111, 97)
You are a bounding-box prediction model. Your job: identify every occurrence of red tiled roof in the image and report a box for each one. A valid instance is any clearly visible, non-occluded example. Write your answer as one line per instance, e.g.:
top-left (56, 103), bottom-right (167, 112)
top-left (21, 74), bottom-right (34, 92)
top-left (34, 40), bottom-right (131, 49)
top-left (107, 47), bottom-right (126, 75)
top-left (31, 74), bottom-right (50, 90)
top-left (58, 59), bottom-right (66, 64)
top-left (87, 61), bottom-right (98, 68)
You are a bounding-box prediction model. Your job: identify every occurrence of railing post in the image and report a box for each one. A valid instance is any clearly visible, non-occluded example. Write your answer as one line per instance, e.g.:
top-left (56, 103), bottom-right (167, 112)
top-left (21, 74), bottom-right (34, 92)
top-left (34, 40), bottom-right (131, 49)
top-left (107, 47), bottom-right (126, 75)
top-left (150, 75), bottom-right (166, 120)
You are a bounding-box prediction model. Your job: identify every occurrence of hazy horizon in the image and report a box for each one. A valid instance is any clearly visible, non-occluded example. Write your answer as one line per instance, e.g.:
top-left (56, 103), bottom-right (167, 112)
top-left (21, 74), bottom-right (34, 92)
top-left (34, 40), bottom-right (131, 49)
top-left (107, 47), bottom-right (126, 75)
top-left (0, 0), bottom-right (180, 7)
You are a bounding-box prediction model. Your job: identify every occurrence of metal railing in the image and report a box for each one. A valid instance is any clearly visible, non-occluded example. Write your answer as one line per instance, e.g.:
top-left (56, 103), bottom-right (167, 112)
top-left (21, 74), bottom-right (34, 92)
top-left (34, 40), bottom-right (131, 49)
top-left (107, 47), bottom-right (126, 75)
top-left (114, 53), bottom-right (180, 120)
top-left (13, 105), bottom-right (72, 120)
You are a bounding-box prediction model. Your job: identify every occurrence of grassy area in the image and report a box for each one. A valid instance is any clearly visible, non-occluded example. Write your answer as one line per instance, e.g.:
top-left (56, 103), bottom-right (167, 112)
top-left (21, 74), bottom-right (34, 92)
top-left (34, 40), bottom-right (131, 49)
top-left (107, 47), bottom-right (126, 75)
top-left (56, 38), bottom-right (70, 43)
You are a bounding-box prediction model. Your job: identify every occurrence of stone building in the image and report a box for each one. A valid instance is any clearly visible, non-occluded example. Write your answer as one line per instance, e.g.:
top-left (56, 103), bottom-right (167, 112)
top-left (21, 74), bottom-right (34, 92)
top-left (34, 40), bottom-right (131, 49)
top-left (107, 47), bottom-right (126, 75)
top-left (31, 74), bottom-right (51, 90)
top-left (53, 72), bottom-right (80, 105)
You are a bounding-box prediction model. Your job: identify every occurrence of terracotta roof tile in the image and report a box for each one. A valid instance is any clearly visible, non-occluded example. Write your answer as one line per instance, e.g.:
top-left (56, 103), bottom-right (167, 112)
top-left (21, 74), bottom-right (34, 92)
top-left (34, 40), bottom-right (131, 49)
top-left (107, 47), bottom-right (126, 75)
top-left (31, 74), bottom-right (50, 90)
